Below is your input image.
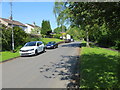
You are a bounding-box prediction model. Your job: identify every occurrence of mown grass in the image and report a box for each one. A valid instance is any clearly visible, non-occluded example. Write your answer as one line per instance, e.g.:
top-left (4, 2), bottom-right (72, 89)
top-left (80, 45), bottom-right (120, 88)
top-left (1, 51), bottom-right (20, 62)
top-left (41, 38), bottom-right (64, 44)
top-left (1, 38), bottom-right (63, 62)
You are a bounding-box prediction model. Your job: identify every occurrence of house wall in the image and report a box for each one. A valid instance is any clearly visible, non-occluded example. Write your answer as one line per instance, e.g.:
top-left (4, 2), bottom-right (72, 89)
top-left (66, 34), bottom-right (71, 39)
top-left (25, 24), bottom-right (34, 33)
top-left (0, 18), bottom-right (27, 31)
top-left (19, 25), bottom-right (27, 31)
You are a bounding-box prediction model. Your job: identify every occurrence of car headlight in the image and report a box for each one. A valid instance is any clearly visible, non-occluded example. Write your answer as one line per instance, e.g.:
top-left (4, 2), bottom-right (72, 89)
top-left (28, 49), bottom-right (34, 51)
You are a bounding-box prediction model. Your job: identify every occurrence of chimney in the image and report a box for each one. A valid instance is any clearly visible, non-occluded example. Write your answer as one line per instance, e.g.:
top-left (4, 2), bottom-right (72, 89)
top-left (9, 16), bottom-right (13, 20)
top-left (33, 22), bottom-right (36, 26)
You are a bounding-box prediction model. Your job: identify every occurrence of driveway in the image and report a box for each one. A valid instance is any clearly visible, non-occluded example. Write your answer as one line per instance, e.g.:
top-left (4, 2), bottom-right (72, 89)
top-left (2, 42), bottom-right (80, 88)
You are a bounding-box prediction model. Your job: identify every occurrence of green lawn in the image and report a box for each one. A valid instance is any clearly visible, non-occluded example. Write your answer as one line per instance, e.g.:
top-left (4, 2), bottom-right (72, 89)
top-left (1, 51), bottom-right (20, 62)
top-left (80, 46), bottom-right (119, 88)
top-left (41, 38), bottom-right (64, 44)
top-left (1, 38), bottom-right (64, 62)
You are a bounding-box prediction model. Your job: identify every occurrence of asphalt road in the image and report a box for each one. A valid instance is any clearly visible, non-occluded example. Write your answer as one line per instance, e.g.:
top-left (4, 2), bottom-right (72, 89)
top-left (2, 42), bottom-right (80, 88)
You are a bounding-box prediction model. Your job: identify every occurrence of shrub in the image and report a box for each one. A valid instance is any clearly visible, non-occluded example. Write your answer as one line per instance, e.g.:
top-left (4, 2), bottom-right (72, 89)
top-left (53, 34), bottom-right (61, 39)
top-left (2, 26), bottom-right (29, 51)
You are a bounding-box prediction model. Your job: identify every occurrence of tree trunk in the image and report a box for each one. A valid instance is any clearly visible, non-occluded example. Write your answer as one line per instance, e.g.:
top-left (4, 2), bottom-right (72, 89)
top-left (86, 31), bottom-right (90, 47)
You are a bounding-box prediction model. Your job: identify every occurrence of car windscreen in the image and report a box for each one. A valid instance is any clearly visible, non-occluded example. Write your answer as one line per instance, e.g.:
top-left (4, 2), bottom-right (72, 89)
top-left (48, 42), bottom-right (55, 44)
top-left (24, 42), bottom-right (36, 46)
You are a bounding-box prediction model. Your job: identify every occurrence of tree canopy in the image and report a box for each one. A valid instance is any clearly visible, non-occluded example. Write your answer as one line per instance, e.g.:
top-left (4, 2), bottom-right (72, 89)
top-left (41, 20), bottom-right (52, 35)
top-left (54, 25), bottom-right (67, 34)
top-left (53, 2), bottom-right (120, 49)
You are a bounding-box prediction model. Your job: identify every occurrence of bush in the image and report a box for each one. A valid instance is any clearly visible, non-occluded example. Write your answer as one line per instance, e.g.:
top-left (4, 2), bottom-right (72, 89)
top-left (115, 40), bottom-right (120, 50)
top-left (53, 34), bottom-right (61, 39)
top-left (2, 26), bottom-right (29, 51)
top-left (97, 35), bottom-right (114, 48)
top-left (2, 28), bottom-right (12, 51)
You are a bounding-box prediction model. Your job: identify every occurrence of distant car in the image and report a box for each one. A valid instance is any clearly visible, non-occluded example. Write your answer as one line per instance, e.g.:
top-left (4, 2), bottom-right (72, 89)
top-left (45, 41), bottom-right (58, 49)
top-left (19, 41), bottom-right (45, 56)
top-left (64, 39), bottom-right (71, 43)
top-left (71, 39), bottom-right (74, 42)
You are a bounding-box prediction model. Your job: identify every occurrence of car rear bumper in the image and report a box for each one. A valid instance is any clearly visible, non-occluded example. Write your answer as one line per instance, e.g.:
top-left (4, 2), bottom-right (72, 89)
top-left (45, 46), bottom-right (54, 48)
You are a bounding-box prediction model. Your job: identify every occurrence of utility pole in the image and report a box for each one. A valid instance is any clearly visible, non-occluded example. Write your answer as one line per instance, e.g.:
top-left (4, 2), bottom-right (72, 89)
top-left (10, 2), bottom-right (15, 52)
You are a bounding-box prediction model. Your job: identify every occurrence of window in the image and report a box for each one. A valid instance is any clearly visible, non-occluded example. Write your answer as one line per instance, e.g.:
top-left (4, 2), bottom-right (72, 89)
top-left (37, 42), bottom-right (40, 46)
top-left (38, 42), bottom-right (42, 45)
top-left (24, 42), bottom-right (36, 46)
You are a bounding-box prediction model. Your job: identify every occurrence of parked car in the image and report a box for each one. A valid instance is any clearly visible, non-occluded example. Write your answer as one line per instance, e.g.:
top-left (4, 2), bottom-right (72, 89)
top-left (45, 41), bottom-right (58, 49)
top-left (71, 39), bottom-right (74, 42)
top-left (19, 41), bottom-right (45, 56)
top-left (64, 39), bottom-right (71, 43)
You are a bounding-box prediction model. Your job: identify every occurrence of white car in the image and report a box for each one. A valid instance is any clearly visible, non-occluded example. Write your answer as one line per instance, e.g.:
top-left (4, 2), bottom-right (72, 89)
top-left (19, 41), bottom-right (45, 56)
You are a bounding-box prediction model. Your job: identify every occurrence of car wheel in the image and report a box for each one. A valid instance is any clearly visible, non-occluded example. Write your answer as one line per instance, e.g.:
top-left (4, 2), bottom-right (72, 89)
top-left (43, 47), bottom-right (45, 52)
top-left (35, 50), bottom-right (38, 56)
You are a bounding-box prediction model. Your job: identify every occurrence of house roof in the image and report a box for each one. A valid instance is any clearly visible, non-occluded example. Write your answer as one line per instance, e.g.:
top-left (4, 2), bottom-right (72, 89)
top-left (26, 24), bottom-right (35, 27)
top-left (26, 23), bottom-right (40, 28)
top-left (0, 18), bottom-right (26, 27)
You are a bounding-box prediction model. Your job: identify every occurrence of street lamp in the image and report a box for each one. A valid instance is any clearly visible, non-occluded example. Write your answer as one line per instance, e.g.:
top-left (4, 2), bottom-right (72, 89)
top-left (10, 2), bottom-right (15, 52)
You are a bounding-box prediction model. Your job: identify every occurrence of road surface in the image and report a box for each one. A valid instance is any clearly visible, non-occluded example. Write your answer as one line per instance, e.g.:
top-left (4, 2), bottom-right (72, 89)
top-left (2, 42), bottom-right (80, 88)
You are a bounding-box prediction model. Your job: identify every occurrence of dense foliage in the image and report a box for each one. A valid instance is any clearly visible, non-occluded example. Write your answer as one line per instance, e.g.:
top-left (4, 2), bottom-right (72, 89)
top-left (31, 26), bottom-right (41, 35)
top-left (66, 26), bottom-right (85, 40)
top-left (41, 20), bottom-right (52, 36)
top-left (54, 2), bottom-right (120, 49)
top-left (1, 26), bottom-right (29, 51)
top-left (54, 25), bottom-right (67, 34)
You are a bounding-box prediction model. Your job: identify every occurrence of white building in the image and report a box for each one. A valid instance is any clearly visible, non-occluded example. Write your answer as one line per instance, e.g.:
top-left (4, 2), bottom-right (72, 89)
top-left (25, 23), bottom-right (41, 34)
top-left (25, 24), bottom-right (35, 33)
top-left (0, 18), bottom-right (41, 35)
top-left (0, 18), bottom-right (27, 31)
top-left (66, 34), bottom-right (71, 39)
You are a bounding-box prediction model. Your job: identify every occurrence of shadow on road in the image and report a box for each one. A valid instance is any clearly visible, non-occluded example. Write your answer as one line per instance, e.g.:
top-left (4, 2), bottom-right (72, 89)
top-left (21, 51), bottom-right (46, 57)
top-left (61, 43), bottom-right (81, 48)
top-left (39, 55), bottom-right (80, 88)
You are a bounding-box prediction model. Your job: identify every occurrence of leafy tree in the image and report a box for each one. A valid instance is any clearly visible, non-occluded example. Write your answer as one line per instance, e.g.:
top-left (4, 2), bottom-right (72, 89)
top-left (1, 27), bottom-right (12, 50)
top-left (53, 2), bottom-right (68, 35)
top-left (54, 27), bottom-right (60, 34)
top-left (31, 26), bottom-right (41, 35)
top-left (53, 2), bottom-right (120, 49)
top-left (41, 20), bottom-right (52, 35)
top-left (1, 26), bottom-right (29, 51)
top-left (53, 2), bottom-right (66, 26)
top-left (67, 26), bottom-right (85, 40)
top-left (54, 25), bottom-right (67, 34)
top-left (13, 27), bottom-right (29, 47)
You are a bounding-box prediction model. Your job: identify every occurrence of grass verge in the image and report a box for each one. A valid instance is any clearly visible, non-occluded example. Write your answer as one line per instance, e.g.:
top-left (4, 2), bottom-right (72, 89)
top-left (41, 38), bottom-right (64, 44)
top-left (80, 46), bottom-right (119, 88)
top-left (1, 51), bottom-right (20, 62)
top-left (1, 38), bottom-right (64, 62)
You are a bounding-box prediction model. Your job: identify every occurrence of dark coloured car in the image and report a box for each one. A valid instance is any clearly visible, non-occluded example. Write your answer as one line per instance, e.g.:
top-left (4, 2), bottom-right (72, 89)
top-left (45, 41), bottom-right (58, 49)
top-left (64, 39), bottom-right (71, 43)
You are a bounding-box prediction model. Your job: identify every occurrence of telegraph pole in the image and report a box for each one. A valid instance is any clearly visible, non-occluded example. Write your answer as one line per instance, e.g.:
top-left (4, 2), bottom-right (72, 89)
top-left (10, 2), bottom-right (15, 52)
